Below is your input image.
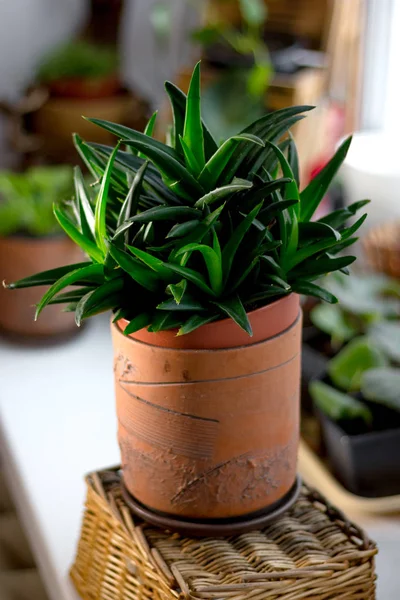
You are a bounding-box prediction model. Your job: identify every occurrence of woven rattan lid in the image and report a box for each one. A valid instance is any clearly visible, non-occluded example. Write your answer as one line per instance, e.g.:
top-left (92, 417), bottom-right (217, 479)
top-left (74, 468), bottom-right (377, 600)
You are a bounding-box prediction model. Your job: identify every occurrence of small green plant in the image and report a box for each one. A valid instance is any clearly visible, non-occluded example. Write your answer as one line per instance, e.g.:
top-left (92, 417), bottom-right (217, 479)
top-left (310, 336), bottom-right (400, 425)
top-left (0, 166), bottom-right (73, 237)
top-left (37, 41), bottom-right (118, 83)
top-left (6, 63), bottom-right (368, 336)
top-left (310, 272), bottom-right (400, 349)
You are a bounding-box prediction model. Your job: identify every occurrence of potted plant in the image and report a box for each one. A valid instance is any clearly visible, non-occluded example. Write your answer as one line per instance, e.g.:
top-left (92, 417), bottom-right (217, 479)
top-left (31, 41), bottom-right (143, 162)
top-left (302, 271), bottom-right (400, 388)
top-left (0, 166), bottom-right (83, 337)
top-left (36, 41), bottom-right (120, 99)
top-left (310, 335), bottom-right (400, 497)
top-left (5, 63), bottom-right (368, 530)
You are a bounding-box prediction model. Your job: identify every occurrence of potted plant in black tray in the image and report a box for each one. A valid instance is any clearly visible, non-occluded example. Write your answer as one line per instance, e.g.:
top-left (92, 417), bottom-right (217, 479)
top-left (302, 271), bottom-right (400, 393)
top-left (310, 333), bottom-right (400, 497)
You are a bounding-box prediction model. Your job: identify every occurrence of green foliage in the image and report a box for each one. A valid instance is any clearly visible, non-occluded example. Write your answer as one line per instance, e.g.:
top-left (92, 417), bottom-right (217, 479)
top-left (7, 64), bottom-right (368, 336)
top-left (37, 41), bottom-right (118, 83)
top-left (328, 337), bottom-right (388, 392)
top-left (0, 166), bottom-right (73, 237)
top-left (361, 368), bottom-right (400, 411)
top-left (310, 271), bottom-right (400, 348)
top-left (309, 381), bottom-right (372, 425)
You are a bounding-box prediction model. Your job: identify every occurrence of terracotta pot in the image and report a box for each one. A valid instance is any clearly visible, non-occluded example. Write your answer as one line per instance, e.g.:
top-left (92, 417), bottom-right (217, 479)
top-left (0, 235), bottom-right (82, 337)
top-left (112, 294), bottom-right (302, 520)
top-left (48, 75), bottom-right (121, 99)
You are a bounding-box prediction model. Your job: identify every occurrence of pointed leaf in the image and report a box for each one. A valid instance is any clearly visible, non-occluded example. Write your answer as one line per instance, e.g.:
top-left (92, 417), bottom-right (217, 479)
top-left (117, 161), bottom-right (148, 229)
top-left (167, 279), bottom-right (187, 304)
top-left (287, 133), bottom-right (300, 187)
top-left (35, 264), bottom-right (104, 319)
top-left (110, 246), bottom-right (160, 292)
top-left (176, 243), bottom-right (223, 295)
top-left (95, 142), bottom-right (120, 255)
top-left (74, 166), bottom-right (95, 242)
top-left (163, 263), bottom-right (215, 296)
top-left (53, 205), bottom-right (104, 263)
top-left (194, 179), bottom-right (252, 208)
top-left (289, 255), bottom-right (356, 280)
top-left (147, 311), bottom-right (183, 332)
top-left (291, 280), bottom-right (338, 303)
top-left (182, 62), bottom-right (205, 171)
top-left (166, 220), bottom-right (200, 238)
top-left (5, 262), bottom-right (92, 289)
top-left (127, 246), bottom-right (172, 280)
top-left (199, 134), bottom-right (264, 189)
top-left (123, 313), bottom-right (152, 335)
top-left (165, 80), bottom-right (218, 159)
top-left (157, 295), bottom-right (207, 311)
top-left (178, 314), bottom-right (218, 336)
top-left (222, 203), bottom-right (262, 284)
top-left (301, 137), bottom-right (352, 222)
top-left (179, 134), bottom-right (202, 176)
top-left (75, 278), bottom-right (124, 326)
top-left (213, 294), bottom-right (252, 335)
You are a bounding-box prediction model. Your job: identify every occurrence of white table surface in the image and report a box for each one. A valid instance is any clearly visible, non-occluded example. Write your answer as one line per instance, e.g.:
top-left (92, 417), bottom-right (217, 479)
top-left (0, 314), bottom-right (399, 600)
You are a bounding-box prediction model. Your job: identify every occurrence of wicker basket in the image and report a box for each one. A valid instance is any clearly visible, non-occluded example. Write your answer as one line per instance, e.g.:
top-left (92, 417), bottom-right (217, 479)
top-left (71, 467), bottom-right (377, 600)
top-left (363, 222), bottom-right (400, 279)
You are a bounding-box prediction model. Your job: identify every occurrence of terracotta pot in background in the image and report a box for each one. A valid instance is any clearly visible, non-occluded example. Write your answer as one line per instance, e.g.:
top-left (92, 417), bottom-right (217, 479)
top-left (48, 75), bottom-right (121, 100)
top-left (112, 294), bottom-right (302, 520)
top-left (0, 235), bottom-right (82, 337)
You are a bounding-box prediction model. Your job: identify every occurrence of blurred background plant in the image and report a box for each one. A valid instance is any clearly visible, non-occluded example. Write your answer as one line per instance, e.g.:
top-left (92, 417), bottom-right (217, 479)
top-left (0, 166), bottom-right (73, 237)
top-left (37, 41), bottom-right (119, 86)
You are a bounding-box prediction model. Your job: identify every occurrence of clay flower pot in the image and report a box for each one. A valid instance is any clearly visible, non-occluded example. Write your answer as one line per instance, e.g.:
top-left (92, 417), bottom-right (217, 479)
top-left (48, 75), bottom-right (121, 99)
top-left (0, 235), bottom-right (82, 337)
top-left (112, 294), bottom-right (302, 522)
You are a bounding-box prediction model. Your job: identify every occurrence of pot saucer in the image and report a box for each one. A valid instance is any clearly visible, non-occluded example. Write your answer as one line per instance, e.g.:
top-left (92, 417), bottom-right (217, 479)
top-left (121, 476), bottom-right (302, 537)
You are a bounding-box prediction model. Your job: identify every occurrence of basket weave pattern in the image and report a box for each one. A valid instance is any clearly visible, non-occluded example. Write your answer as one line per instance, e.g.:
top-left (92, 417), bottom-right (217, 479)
top-left (71, 468), bottom-right (377, 600)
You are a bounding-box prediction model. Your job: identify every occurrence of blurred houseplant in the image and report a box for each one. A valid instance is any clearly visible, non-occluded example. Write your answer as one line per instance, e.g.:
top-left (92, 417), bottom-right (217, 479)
top-left (0, 166), bottom-right (83, 337)
top-left (6, 63), bottom-right (368, 528)
top-left (310, 334), bottom-right (400, 497)
top-left (37, 41), bottom-right (120, 99)
top-left (31, 40), bottom-right (144, 162)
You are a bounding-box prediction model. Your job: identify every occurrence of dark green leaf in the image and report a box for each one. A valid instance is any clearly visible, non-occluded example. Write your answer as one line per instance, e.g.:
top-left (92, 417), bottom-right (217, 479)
top-left (167, 279), bottom-right (187, 303)
top-left (222, 203), bottom-right (262, 284)
top-left (54, 205), bottom-right (104, 263)
top-left (110, 246), bottom-right (160, 292)
top-left (75, 277), bottom-right (124, 325)
top-left (287, 133), bottom-right (300, 187)
top-left (74, 166), bottom-right (95, 242)
top-left (127, 246), bottom-right (172, 280)
top-left (35, 264), bottom-right (104, 319)
top-left (147, 311), bottom-right (183, 332)
top-left (5, 262), bottom-right (92, 289)
top-left (182, 62), bottom-right (205, 171)
top-left (176, 243), bottom-right (223, 295)
top-left (166, 220), bottom-right (200, 239)
top-left (178, 314), bottom-right (218, 336)
top-left (301, 137), bottom-right (352, 222)
top-left (157, 295), bottom-right (207, 311)
top-left (213, 294), bottom-right (252, 335)
top-left (289, 255), bottom-right (356, 280)
top-left (116, 161), bottom-right (148, 241)
top-left (95, 142), bottom-right (120, 255)
top-left (194, 179), bottom-right (252, 208)
top-left (291, 280), bottom-right (338, 303)
top-left (123, 313), bottom-right (152, 335)
top-left (165, 80), bottom-right (219, 159)
top-left (163, 263), bottom-right (216, 296)
top-left (199, 133), bottom-right (264, 190)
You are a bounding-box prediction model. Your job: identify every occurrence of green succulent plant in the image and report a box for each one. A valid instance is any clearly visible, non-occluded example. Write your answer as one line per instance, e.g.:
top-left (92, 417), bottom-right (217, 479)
top-left (6, 63), bottom-right (368, 336)
top-left (0, 166), bottom-right (73, 237)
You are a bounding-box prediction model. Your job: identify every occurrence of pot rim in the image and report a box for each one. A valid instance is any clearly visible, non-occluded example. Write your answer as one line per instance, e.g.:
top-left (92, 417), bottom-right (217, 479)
top-left (115, 293), bottom-right (300, 351)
